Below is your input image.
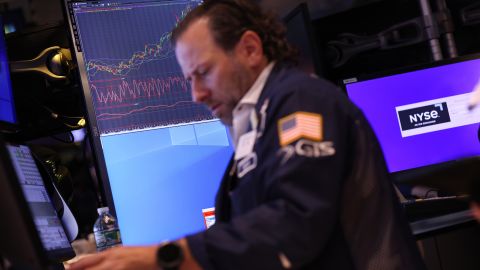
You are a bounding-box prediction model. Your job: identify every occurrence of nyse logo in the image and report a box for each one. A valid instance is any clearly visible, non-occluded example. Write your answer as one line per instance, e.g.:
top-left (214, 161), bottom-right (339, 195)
top-left (398, 102), bottom-right (451, 131)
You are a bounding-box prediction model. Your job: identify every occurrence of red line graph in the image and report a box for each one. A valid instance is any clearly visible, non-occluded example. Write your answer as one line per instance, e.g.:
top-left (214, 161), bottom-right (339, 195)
top-left (91, 75), bottom-right (214, 130)
top-left (91, 76), bottom-right (190, 105)
top-left (78, 3), bottom-right (208, 134)
top-left (97, 100), bottom-right (196, 120)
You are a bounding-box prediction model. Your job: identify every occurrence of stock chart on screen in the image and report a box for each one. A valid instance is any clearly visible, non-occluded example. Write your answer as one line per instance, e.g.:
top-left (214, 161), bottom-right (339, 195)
top-left (74, 0), bottom-right (212, 134)
top-left (70, 0), bottom-right (233, 244)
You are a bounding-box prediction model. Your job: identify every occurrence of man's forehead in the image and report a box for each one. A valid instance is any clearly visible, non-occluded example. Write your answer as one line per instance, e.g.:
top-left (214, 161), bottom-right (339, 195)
top-left (178, 17), bottom-right (211, 47)
top-left (175, 18), bottom-right (215, 73)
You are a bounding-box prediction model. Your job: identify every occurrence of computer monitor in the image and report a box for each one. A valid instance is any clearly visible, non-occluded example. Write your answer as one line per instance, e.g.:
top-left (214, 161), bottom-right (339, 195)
top-left (343, 55), bottom-right (480, 176)
top-left (283, 3), bottom-right (323, 76)
top-left (63, 0), bottom-right (233, 245)
top-left (0, 16), bottom-right (18, 132)
top-left (0, 137), bottom-right (75, 269)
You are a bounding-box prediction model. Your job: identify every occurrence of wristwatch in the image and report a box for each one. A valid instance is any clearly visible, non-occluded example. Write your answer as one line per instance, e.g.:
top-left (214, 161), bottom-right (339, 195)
top-left (156, 242), bottom-right (184, 270)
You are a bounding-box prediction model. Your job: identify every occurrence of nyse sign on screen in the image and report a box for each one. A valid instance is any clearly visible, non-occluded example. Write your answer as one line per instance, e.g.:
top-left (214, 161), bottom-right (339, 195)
top-left (398, 102), bottom-right (451, 131)
top-left (396, 93), bottom-right (480, 137)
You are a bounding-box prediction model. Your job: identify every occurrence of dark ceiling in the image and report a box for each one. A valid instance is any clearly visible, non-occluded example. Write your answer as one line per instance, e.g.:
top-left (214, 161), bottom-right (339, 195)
top-left (259, 0), bottom-right (378, 19)
top-left (0, 0), bottom-right (378, 30)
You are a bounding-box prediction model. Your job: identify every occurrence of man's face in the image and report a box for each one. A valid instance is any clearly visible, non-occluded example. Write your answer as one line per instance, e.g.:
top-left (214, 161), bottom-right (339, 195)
top-left (175, 18), bottom-right (252, 125)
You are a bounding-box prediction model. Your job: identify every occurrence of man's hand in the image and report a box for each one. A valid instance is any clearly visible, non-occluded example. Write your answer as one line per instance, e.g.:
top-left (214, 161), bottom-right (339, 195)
top-left (66, 238), bottom-right (202, 270)
top-left (66, 245), bottom-right (158, 270)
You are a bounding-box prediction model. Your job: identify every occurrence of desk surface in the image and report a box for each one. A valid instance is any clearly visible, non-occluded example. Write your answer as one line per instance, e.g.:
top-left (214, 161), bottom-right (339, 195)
top-left (410, 210), bottom-right (474, 237)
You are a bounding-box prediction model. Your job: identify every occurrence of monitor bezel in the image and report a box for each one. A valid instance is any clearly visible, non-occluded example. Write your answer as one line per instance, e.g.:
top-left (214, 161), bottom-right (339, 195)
top-left (61, 0), bottom-right (116, 213)
top-left (341, 53), bottom-right (480, 184)
top-left (341, 52), bottom-right (480, 88)
top-left (0, 119), bottom-right (21, 134)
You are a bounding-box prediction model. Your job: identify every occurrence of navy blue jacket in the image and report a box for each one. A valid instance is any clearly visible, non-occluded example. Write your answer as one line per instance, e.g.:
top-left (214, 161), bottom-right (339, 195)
top-left (187, 64), bottom-right (426, 270)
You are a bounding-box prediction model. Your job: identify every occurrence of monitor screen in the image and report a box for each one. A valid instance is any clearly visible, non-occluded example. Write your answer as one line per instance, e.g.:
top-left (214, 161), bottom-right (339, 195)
top-left (7, 144), bottom-right (73, 254)
top-left (0, 140), bottom-right (74, 268)
top-left (64, 0), bottom-right (233, 244)
top-left (344, 56), bottom-right (480, 174)
top-left (0, 16), bottom-right (17, 126)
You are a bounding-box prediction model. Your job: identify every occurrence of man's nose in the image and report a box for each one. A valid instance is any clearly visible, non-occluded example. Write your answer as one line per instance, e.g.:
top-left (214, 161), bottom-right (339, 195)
top-left (191, 81), bottom-right (210, 103)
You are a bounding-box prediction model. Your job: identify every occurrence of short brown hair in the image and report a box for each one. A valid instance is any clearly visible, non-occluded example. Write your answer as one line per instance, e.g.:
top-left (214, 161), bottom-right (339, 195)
top-left (171, 0), bottom-right (297, 64)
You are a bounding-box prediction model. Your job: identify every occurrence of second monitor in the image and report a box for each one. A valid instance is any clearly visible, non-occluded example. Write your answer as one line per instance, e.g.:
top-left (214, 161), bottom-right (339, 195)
top-left (344, 55), bottom-right (480, 176)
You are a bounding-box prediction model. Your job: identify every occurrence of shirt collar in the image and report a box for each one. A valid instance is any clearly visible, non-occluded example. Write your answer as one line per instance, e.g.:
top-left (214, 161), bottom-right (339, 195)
top-left (233, 62), bottom-right (275, 113)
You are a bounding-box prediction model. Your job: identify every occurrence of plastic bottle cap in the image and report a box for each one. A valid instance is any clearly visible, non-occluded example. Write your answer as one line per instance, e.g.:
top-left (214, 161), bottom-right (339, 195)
top-left (97, 207), bottom-right (109, 215)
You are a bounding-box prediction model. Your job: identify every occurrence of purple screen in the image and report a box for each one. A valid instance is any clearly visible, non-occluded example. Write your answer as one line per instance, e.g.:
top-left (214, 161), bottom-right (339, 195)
top-left (345, 58), bottom-right (480, 172)
top-left (0, 17), bottom-right (16, 125)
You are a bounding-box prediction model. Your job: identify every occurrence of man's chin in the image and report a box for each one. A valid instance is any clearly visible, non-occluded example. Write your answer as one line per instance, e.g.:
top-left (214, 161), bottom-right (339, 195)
top-left (219, 118), bottom-right (232, 126)
top-left (215, 114), bottom-right (232, 126)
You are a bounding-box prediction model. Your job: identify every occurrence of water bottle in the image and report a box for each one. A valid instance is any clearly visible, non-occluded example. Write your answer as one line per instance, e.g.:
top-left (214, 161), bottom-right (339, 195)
top-left (93, 207), bottom-right (122, 251)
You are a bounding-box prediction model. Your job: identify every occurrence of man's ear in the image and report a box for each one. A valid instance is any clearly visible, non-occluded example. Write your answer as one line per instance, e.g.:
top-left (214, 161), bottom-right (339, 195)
top-left (236, 30), bottom-right (264, 67)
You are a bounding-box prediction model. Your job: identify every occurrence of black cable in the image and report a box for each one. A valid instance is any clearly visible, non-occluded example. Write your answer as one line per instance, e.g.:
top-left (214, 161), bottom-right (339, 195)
top-left (19, 90), bottom-right (85, 130)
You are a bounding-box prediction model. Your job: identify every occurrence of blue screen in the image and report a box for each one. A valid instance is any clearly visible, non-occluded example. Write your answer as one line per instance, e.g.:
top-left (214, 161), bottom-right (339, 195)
top-left (0, 17), bottom-right (16, 125)
top-left (70, 0), bottom-right (233, 244)
top-left (345, 58), bottom-right (480, 173)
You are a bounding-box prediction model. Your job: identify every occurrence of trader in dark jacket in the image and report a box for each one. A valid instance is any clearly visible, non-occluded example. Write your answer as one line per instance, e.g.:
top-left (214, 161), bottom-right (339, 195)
top-left (69, 1), bottom-right (426, 269)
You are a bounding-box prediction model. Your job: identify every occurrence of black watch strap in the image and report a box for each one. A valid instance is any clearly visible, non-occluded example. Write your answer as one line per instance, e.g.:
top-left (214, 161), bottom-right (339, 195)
top-left (156, 242), bottom-right (184, 270)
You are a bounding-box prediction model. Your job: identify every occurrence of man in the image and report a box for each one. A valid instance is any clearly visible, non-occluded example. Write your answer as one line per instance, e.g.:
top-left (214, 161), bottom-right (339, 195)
top-left (69, 0), bottom-right (426, 269)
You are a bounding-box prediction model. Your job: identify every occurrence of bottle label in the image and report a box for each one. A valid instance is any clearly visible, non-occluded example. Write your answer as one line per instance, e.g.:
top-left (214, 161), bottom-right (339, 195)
top-left (94, 228), bottom-right (122, 251)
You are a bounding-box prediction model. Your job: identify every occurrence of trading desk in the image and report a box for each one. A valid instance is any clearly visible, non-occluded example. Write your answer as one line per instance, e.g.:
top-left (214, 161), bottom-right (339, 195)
top-left (403, 196), bottom-right (473, 237)
top-left (404, 197), bottom-right (480, 270)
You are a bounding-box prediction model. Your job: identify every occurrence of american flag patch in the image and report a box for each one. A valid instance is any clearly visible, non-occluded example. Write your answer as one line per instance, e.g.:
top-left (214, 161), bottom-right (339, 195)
top-left (278, 112), bottom-right (323, 146)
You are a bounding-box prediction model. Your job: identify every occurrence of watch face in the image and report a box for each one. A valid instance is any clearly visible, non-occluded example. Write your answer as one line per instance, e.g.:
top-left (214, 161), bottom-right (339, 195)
top-left (157, 242), bottom-right (183, 269)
